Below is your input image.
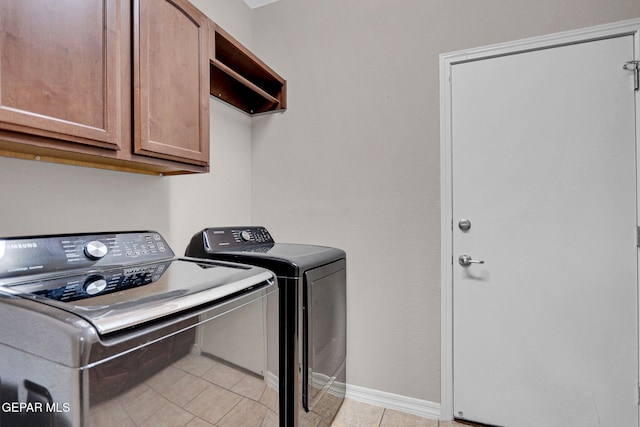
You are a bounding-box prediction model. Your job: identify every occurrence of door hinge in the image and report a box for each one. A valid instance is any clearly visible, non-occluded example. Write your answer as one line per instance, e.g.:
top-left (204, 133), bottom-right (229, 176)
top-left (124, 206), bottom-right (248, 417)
top-left (623, 61), bottom-right (640, 91)
top-left (637, 226), bottom-right (640, 247)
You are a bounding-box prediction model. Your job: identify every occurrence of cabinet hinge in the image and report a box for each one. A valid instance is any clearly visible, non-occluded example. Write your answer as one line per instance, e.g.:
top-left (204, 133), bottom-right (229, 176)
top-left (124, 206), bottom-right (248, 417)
top-left (623, 61), bottom-right (640, 91)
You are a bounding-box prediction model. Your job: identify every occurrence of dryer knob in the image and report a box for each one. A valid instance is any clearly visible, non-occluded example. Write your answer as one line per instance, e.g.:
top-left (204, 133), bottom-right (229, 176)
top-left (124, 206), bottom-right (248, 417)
top-left (84, 276), bottom-right (108, 295)
top-left (84, 240), bottom-right (108, 260)
top-left (240, 230), bottom-right (253, 242)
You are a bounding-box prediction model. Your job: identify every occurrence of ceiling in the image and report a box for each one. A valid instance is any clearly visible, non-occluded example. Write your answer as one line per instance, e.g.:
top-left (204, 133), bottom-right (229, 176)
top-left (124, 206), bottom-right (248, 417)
top-left (243, 0), bottom-right (280, 8)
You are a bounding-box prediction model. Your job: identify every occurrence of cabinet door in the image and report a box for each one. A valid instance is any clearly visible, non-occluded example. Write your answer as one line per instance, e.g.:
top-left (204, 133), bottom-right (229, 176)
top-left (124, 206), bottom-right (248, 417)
top-left (134, 0), bottom-right (209, 166)
top-left (0, 0), bottom-right (126, 150)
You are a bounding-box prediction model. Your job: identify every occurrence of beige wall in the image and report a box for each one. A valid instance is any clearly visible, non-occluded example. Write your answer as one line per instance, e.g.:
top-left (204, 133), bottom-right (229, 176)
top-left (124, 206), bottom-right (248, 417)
top-left (250, 0), bottom-right (640, 403)
top-left (0, 157), bottom-right (171, 236)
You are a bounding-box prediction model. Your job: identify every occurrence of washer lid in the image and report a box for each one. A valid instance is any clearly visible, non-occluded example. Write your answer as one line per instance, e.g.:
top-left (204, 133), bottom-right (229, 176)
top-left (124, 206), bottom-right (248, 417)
top-left (2, 258), bottom-right (274, 335)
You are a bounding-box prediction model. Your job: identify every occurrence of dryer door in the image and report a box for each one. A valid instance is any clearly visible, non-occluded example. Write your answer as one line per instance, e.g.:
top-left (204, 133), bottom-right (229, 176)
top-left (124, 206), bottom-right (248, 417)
top-left (302, 259), bottom-right (347, 412)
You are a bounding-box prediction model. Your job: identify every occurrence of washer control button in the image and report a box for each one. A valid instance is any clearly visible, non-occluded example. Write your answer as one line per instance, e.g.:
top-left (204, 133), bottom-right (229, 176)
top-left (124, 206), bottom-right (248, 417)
top-left (240, 230), bottom-right (252, 242)
top-left (84, 276), bottom-right (108, 295)
top-left (84, 241), bottom-right (108, 260)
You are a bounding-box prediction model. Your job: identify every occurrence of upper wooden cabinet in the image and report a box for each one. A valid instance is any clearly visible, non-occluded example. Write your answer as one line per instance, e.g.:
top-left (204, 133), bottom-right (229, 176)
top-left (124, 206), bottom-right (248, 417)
top-left (0, 0), bottom-right (127, 150)
top-left (134, 0), bottom-right (209, 166)
top-left (0, 0), bottom-right (209, 175)
top-left (0, 0), bottom-right (285, 175)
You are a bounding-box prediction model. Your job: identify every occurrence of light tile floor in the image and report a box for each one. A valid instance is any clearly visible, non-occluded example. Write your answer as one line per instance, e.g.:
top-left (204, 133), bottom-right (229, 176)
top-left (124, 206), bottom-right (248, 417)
top-left (89, 353), bottom-right (279, 427)
top-left (331, 399), bottom-right (465, 427)
top-left (89, 351), bottom-right (464, 427)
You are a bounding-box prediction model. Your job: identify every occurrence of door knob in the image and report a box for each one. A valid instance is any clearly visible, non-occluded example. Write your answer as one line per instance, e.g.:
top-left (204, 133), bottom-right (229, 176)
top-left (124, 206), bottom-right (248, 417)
top-left (458, 254), bottom-right (485, 267)
top-left (458, 219), bottom-right (472, 231)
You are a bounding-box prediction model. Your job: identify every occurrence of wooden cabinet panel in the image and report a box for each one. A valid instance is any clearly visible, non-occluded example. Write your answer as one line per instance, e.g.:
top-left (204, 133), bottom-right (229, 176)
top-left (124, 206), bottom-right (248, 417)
top-left (134, 0), bottom-right (209, 166)
top-left (0, 0), bottom-right (126, 150)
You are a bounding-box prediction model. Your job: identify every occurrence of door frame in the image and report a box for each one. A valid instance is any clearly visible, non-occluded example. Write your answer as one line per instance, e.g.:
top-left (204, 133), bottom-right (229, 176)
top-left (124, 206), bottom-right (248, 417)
top-left (439, 18), bottom-right (640, 421)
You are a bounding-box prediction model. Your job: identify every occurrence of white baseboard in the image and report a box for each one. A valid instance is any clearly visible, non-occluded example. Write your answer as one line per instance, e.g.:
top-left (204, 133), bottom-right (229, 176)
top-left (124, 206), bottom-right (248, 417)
top-left (267, 371), bottom-right (441, 420)
top-left (266, 370), bottom-right (279, 391)
top-left (345, 384), bottom-right (441, 420)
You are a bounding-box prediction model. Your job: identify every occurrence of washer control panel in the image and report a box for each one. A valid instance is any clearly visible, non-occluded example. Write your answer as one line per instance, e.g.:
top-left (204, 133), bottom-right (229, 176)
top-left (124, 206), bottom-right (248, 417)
top-left (0, 231), bottom-right (174, 280)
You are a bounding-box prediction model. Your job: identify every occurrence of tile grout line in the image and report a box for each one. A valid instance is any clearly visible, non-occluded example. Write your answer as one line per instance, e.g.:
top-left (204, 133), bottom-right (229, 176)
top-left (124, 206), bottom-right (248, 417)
top-left (377, 407), bottom-right (454, 427)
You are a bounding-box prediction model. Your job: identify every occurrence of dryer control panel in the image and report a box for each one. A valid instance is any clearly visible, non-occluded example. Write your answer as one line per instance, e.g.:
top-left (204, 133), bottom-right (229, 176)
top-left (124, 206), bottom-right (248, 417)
top-left (191, 227), bottom-right (274, 254)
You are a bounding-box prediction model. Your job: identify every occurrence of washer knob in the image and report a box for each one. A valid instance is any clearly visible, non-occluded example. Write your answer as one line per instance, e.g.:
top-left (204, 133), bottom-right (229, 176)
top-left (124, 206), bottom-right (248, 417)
top-left (240, 230), bottom-right (252, 242)
top-left (84, 276), bottom-right (108, 295)
top-left (84, 240), bottom-right (108, 260)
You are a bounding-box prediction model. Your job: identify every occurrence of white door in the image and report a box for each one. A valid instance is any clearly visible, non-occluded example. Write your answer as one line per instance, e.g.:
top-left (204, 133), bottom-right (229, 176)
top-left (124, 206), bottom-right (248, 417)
top-left (452, 35), bottom-right (638, 426)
